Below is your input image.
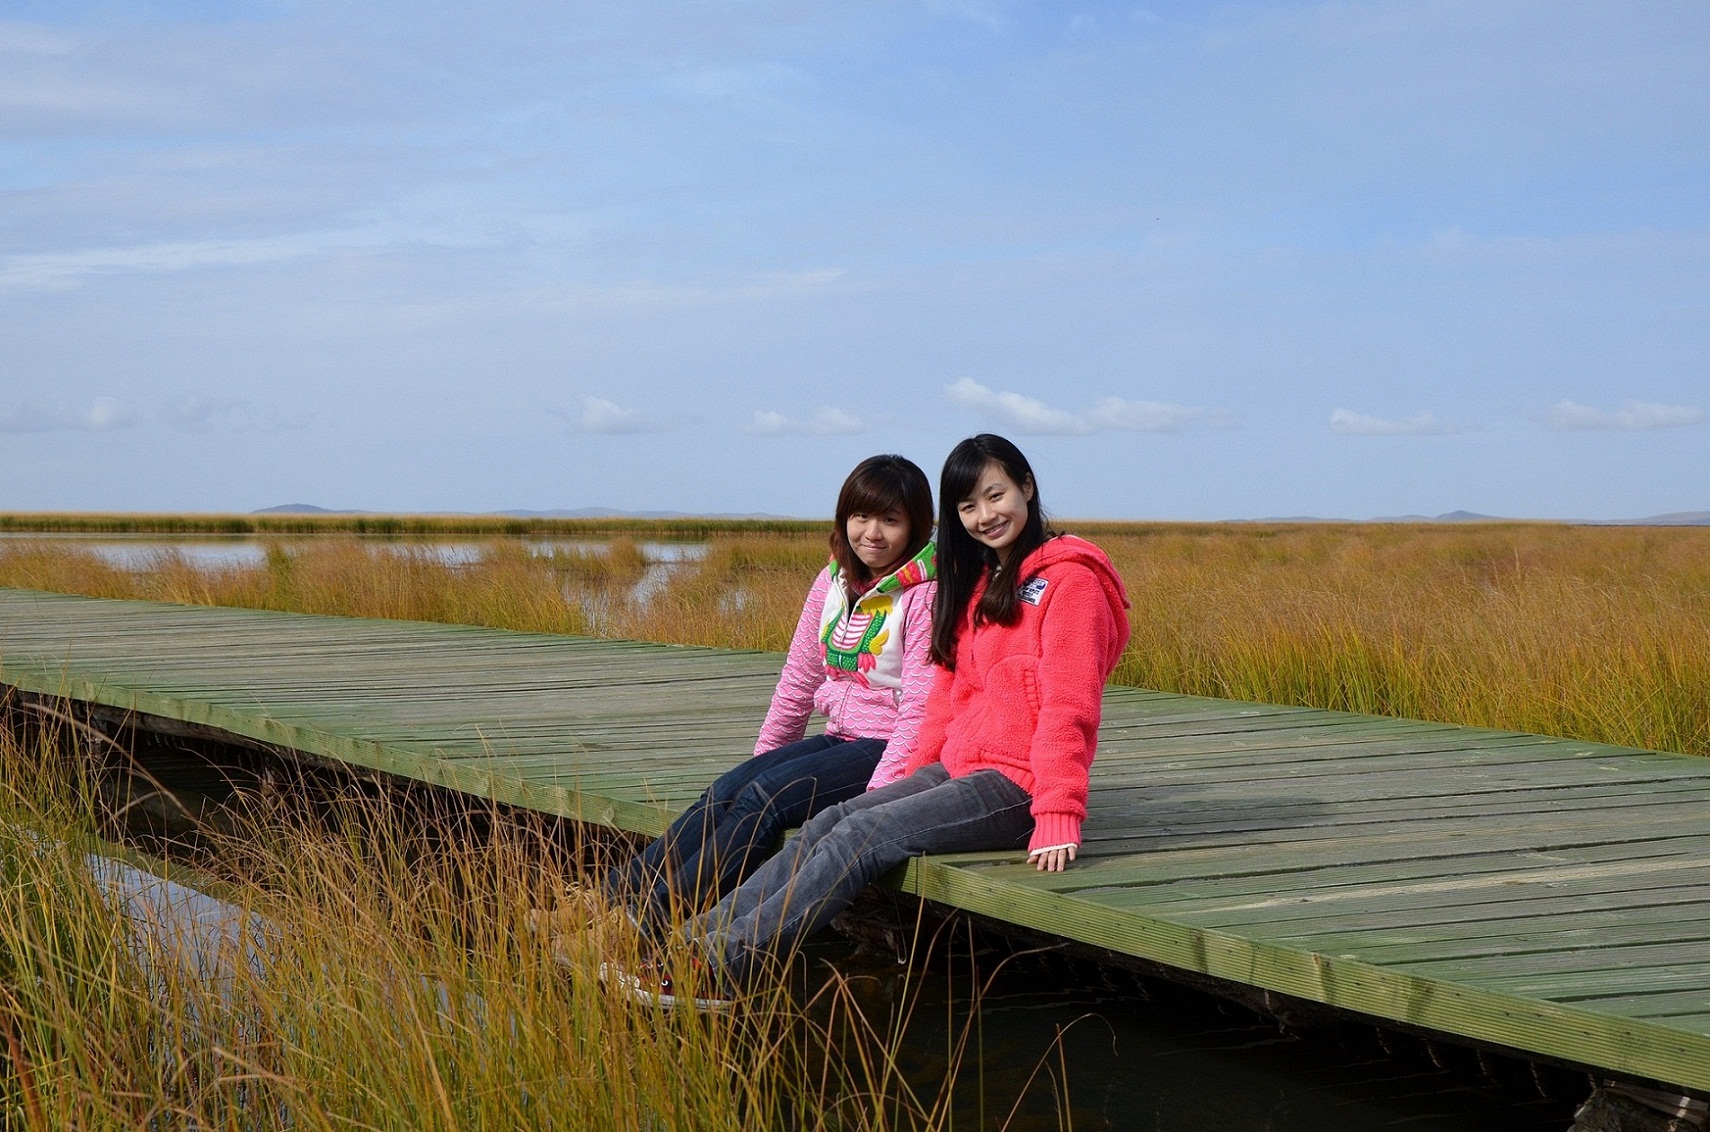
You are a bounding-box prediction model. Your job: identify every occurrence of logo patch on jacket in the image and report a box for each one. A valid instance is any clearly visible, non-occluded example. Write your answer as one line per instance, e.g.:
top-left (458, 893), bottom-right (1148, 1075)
top-left (1019, 577), bottom-right (1049, 606)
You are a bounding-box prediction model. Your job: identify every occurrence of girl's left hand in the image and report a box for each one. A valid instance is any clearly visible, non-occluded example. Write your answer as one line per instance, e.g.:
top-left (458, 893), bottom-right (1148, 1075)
top-left (1026, 843), bottom-right (1077, 872)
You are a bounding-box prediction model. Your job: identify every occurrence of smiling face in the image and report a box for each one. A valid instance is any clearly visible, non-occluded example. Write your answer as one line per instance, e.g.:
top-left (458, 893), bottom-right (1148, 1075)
top-left (957, 460), bottom-right (1034, 565)
top-left (845, 508), bottom-right (912, 577)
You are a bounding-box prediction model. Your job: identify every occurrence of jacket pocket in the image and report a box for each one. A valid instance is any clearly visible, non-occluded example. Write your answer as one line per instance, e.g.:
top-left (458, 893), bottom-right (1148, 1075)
top-left (982, 655), bottom-right (1041, 744)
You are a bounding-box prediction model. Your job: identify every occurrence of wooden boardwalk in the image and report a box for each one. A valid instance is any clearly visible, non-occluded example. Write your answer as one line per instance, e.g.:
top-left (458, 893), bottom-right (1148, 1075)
top-left (4, 586), bottom-right (1710, 1094)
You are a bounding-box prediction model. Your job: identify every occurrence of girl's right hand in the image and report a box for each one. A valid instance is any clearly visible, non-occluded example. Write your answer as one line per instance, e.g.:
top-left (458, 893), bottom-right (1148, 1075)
top-left (1026, 843), bottom-right (1077, 872)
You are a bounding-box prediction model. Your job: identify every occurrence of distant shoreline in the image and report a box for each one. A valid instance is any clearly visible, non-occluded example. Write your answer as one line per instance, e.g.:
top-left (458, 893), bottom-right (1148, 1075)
top-left (0, 510), bottom-right (1705, 535)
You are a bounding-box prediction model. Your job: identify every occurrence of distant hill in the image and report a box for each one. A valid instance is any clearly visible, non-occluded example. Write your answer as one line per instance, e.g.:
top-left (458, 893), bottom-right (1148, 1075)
top-left (1234, 511), bottom-right (1505, 524)
top-left (494, 508), bottom-right (802, 520)
top-left (253, 503), bottom-right (364, 514)
top-left (1369, 510), bottom-right (1505, 523)
top-left (1230, 515), bottom-right (1355, 524)
top-left (1232, 510), bottom-right (1710, 526)
top-left (1592, 511), bottom-right (1710, 526)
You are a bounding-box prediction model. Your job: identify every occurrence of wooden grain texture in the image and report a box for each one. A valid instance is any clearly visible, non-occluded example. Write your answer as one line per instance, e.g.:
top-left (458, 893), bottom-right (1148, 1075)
top-left (5, 586), bottom-right (1710, 1091)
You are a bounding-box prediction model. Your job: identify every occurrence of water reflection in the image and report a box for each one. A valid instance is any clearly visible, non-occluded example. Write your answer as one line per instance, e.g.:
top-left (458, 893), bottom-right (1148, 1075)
top-left (800, 934), bottom-right (1580, 1132)
top-left (0, 533), bottom-right (707, 580)
top-left (0, 533), bottom-right (275, 569)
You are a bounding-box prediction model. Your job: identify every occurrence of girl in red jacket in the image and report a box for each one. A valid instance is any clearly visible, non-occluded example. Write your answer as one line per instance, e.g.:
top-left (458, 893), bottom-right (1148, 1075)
top-left (615, 434), bottom-right (1129, 1010)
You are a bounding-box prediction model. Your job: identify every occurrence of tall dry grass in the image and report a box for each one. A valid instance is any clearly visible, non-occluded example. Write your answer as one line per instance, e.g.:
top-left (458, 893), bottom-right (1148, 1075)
top-left (1, 522), bottom-right (1706, 755)
top-left (1096, 522), bottom-right (1710, 756)
top-left (0, 711), bottom-right (1056, 1130)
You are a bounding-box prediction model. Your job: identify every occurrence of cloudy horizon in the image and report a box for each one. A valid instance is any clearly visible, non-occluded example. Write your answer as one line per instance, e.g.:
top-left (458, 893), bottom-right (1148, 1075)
top-left (2, 2), bottom-right (1705, 520)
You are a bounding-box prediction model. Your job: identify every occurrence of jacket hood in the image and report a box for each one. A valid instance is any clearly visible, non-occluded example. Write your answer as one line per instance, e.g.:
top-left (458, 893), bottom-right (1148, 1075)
top-left (831, 538), bottom-right (937, 599)
top-left (1020, 534), bottom-right (1129, 619)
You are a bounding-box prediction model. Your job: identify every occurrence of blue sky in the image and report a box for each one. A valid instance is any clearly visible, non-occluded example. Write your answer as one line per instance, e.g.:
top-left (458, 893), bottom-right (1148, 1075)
top-left (1, 1), bottom-right (1705, 519)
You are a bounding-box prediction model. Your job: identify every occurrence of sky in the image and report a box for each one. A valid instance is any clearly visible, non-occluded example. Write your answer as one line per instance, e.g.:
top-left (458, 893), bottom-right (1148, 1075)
top-left (1, 0), bottom-right (1706, 520)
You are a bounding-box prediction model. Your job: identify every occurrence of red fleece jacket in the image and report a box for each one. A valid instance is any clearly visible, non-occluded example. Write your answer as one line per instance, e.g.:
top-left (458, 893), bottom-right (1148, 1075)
top-left (906, 535), bottom-right (1131, 852)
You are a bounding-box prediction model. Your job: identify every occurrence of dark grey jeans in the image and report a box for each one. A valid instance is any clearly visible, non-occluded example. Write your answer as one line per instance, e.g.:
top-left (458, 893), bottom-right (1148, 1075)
top-left (603, 734), bottom-right (885, 931)
top-left (684, 763), bottom-right (1035, 986)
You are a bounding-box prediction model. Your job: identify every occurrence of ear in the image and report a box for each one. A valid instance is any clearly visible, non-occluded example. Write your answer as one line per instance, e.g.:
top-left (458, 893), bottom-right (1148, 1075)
top-left (1022, 476), bottom-right (1035, 503)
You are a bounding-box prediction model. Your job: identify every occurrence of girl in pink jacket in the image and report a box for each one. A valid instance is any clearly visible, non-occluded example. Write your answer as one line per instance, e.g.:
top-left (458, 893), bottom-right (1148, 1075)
top-left (615, 434), bottom-right (1129, 1010)
top-left (604, 454), bottom-right (937, 934)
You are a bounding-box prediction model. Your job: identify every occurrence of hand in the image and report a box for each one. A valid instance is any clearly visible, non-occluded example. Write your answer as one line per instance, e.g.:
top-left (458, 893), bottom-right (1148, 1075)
top-left (1026, 843), bottom-right (1077, 872)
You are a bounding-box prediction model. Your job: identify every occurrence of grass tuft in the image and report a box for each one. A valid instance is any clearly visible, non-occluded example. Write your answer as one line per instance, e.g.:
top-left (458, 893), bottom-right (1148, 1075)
top-left (0, 704), bottom-right (1067, 1129)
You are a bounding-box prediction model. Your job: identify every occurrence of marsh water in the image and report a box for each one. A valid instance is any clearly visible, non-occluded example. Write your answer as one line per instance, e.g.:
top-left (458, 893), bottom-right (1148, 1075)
top-left (0, 533), bottom-right (707, 573)
top-left (804, 931), bottom-right (1579, 1131)
top-left (0, 533), bottom-right (709, 622)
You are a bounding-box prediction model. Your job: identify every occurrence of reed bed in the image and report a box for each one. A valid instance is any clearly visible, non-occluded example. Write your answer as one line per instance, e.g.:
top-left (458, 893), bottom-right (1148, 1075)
top-left (1, 522), bottom-right (1706, 755)
top-left (1098, 522), bottom-right (1710, 757)
top-left (0, 711), bottom-right (1057, 1130)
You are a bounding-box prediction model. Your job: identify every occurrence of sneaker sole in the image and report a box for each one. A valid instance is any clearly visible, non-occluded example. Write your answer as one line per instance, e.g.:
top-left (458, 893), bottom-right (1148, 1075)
top-left (630, 983), bottom-right (737, 1014)
top-left (600, 960), bottom-right (736, 1013)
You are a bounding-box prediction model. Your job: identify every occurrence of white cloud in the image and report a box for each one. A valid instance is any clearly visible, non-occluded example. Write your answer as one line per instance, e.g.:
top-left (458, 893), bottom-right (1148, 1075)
top-left (946, 379), bottom-right (1215, 435)
top-left (925, 0), bottom-right (1015, 31)
top-left (0, 397), bottom-right (138, 433)
top-left (163, 394), bottom-right (241, 433)
top-left (0, 233), bottom-right (384, 292)
top-left (571, 396), bottom-right (668, 435)
top-left (1544, 399), bottom-right (1703, 431)
top-left (0, 24), bottom-right (76, 55)
top-left (1087, 397), bottom-right (1217, 432)
top-left (160, 393), bottom-right (308, 433)
top-left (1329, 408), bottom-right (1458, 436)
top-left (946, 378), bottom-right (1091, 435)
top-left (84, 397), bottom-right (135, 429)
top-left (743, 407), bottom-right (867, 436)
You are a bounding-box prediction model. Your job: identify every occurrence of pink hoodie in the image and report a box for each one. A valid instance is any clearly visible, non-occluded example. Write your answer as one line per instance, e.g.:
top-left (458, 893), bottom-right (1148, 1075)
top-left (754, 544), bottom-right (938, 788)
top-left (907, 535), bottom-right (1131, 851)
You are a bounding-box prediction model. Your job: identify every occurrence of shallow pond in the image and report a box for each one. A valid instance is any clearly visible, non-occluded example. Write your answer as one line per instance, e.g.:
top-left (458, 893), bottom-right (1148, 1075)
top-left (0, 532), bottom-right (708, 573)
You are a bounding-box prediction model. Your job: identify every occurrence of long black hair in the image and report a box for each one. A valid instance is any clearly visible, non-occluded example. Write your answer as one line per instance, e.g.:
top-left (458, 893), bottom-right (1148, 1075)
top-left (929, 434), bottom-right (1050, 668)
top-left (828, 454), bottom-right (935, 587)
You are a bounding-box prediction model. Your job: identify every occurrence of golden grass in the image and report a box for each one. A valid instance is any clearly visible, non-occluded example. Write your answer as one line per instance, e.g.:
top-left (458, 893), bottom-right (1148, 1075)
top-left (0, 712), bottom-right (1057, 1130)
top-left (1, 521), bottom-right (1707, 755)
top-left (1097, 522), bottom-right (1710, 756)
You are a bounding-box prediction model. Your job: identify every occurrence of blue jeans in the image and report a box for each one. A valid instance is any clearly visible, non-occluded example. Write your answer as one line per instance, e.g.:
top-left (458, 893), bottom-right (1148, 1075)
top-left (685, 763), bottom-right (1035, 987)
top-left (604, 734), bottom-right (885, 929)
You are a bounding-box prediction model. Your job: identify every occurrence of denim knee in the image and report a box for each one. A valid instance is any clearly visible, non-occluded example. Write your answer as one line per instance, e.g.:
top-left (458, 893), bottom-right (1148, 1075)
top-left (797, 798), bottom-right (853, 843)
top-left (724, 779), bottom-right (776, 821)
top-left (701, 775), bottom-right (744, 809)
